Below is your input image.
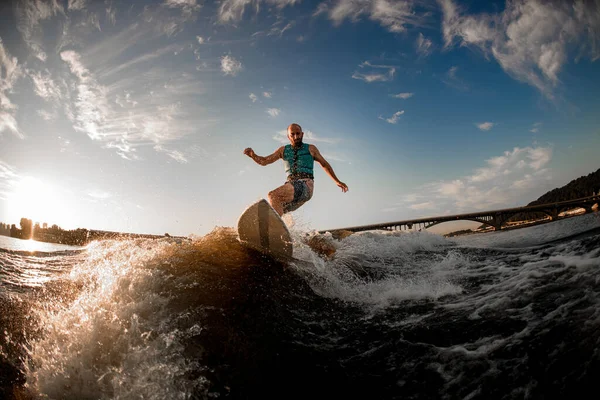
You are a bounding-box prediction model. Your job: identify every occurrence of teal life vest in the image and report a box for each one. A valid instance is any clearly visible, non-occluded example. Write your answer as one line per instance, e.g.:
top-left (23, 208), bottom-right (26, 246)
top-left (283, 143), bottom-right (314, 180)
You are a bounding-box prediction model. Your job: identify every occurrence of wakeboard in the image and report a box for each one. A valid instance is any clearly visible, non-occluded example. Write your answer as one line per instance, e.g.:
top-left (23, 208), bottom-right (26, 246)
top-left (237, 199), bottom-right (293, 260)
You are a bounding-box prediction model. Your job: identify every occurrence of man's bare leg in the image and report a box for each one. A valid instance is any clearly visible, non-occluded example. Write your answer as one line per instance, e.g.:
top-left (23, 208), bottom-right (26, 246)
top-left (268, 183), bottom-right (294, 216)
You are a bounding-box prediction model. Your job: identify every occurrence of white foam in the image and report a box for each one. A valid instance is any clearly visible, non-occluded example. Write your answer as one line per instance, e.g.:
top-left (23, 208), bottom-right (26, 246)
top-left (291, 231), bottom-right (464, 308)
top-left (26, 238), bottom-right (209, 399)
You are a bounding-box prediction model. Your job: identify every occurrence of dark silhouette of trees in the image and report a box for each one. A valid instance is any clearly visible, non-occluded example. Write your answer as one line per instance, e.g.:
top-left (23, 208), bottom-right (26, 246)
top-left (19, 218), bottom-right (33, 239)
top-left (509, 168), bottom-right (600, 222)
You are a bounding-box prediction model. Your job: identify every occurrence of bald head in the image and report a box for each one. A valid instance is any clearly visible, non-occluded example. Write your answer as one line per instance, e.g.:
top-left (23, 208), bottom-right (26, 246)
top-left (287, 123), bottom-right (304, 147)
top-left (288, 123), bottom-right (302, 132)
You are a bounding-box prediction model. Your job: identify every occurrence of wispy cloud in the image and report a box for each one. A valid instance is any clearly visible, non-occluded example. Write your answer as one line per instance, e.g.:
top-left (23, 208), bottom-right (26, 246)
top-left (163, 0), bottom-right (201, 15)
top-left (266, 108), bottom-right (280, 117)
top-left (221, 55), bottom-right (243, 76)
top-left (29, 69), bottom-right (62, 102)
top-left (443, 65), bottom-right (468, 90)
top-left (263, 91), bottom-right (272, 98)
top-left (59, 48), bottom-right (214, 160)
top-left (37, 109), bottom-right (58, 121)
top-left (266, 21), bottom-right (295, 37)
top-left (391, 92), bottom-right (413, 99)
top-left (399, 146), bottom-right (554, 213)
top-left (68, 0), bottom-right (87, 11)
top-left (154, 144), bottom-right (189, 164)
top-left (15, 0), bottom-right (64, 61)
top-left (352, 61), bottom-right (395, 83)
top-left (249, 93), bottom-right (258, 102)
top-left (416, 32), bottom-right (433, 56)
top-left (0, 39), bottom-right (24, 138)
top-left (529, 122), bottom-right (542, 133)
top-left (439, 0), bottom-right (600, 99)
top-left (379, 110), bottom-right (404, 124)
top-left (273, 129), bottom-right (340, 144)
top-left (323, 0), bottom-right (427, 33)
top-left (0, 160), bottom-right (19, 200)
top-left (409, 201), bottom-right (435, 210)
top-left (0, 114), bottom-right (22, 139)
top-left (218, 0), bottom-right (300, 23)
top-left (476, 122), bottom-right (494, 131)
top-left (106, 2), bottom-right (116, 25)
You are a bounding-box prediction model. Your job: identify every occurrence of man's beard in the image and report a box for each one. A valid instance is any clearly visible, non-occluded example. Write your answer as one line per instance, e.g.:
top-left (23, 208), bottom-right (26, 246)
top-left (292, 138), bottom-right (303, 147)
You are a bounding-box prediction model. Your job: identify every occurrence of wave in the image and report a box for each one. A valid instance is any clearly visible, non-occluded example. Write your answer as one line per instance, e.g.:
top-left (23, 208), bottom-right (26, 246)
top-left (2, 218), bottom-right (598, 399)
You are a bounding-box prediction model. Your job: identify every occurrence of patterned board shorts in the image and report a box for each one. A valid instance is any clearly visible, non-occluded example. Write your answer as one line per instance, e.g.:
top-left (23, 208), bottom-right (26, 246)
top-left (283, 179), bottom-right (313, 213)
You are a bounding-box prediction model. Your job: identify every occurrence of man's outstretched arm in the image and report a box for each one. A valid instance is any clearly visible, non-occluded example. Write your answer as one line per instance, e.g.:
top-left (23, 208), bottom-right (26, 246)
top-left (244, 147), bottom-right (283, 166)
top-left (309, 145), bottom-right (349, 192)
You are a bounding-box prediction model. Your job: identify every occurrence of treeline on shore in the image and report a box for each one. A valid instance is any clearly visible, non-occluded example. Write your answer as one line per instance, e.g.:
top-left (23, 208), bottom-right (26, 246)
top-left (508, 168), bottom-right (600, 222)
top-left (0, 218), bottom-right (183, 246)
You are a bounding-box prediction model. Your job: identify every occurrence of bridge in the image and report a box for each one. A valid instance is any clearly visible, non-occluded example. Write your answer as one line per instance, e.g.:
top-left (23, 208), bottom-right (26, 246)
top-left (320, 195), bottom-right (600, 234)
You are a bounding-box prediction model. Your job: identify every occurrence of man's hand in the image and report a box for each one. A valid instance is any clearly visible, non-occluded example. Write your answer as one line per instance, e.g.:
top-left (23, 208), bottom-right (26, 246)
top-left (243, 148), bottom-right (255, 158)
top-left (337, 181), bottom-right (349, 193)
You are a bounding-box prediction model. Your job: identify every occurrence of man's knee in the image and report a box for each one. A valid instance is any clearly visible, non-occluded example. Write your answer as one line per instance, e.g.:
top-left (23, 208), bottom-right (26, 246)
top-left (268, 189), bottom-right (278, 202)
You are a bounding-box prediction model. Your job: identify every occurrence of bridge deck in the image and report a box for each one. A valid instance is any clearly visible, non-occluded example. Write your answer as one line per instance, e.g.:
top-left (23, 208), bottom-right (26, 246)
top-left (319, 195), bottom-right (600, 234)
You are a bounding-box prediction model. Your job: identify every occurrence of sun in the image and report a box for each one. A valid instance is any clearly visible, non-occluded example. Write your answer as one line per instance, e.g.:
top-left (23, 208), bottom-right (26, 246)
top-left (5, 177), bottom-right (74, 229)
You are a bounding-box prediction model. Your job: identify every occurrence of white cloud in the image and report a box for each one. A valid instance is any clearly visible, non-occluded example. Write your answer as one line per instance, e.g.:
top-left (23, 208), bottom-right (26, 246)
top-left (0, 39), bottom-right (23, 138)
top-left (249, 93), bottom-right (258, 102)
top-left (391, 92), bottom-right (413, 99)
top-left (416, 32), bottom-right (433, 56)
top-left (529, 122), bottom-right (542, 133)
top-left (443, 65), bottom-right (468, 90)
top-left (59, 49), bottom-right (212, 160)
top-left (268, 21), bottom-right (295, 37)
top-left (163, 0), bottom-right (201, 15)
top-left (266, 108), bottom-right (280, 117)
top-left (263, 91), bottom-right (272, 98)
top-left (29, 70), bottom-right (62, 102)
top-left (15, 0), bottom-right (64, 61)
top-left (218, 0), bottom-right (300, 23)
top-left (37, 109), bottom-right (57, 121)
top-left (399, 146), bottom-right (553, 213)
top-left (154, 145), bottom-right (189, 163)
top-left (0, 113), bottom-right (24, 139)
top-left (0, 160), bottom-right (19, 200)
top-left (439, 0), bottom-right (600, 98)
top-left (220, 55), bottom-right (243, 76)
top-left (325, 0), bottom-right (426, 33)
top-left (273, 129), bottom-right (340, 144)
top-left (106, 3), bottom-right (116, 25)
top-left (409, 201), bottom-right (435, 210)
top-left (196, 36), bottom-right (205, 44)
top-left (352, 61), bottom-right (395, 83)
top-left (60, 50), bottom-right (110, 140)
top-left (476, 122), bottom-right (494, 131)
top-left (379, 110), bottom-right (404, 124)
top-left (68, 0), bottom-right (87, 11)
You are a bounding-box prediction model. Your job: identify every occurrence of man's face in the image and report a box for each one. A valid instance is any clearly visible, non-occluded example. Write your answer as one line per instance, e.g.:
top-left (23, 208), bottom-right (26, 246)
top-left (288, 126), bottom-right (303, 147)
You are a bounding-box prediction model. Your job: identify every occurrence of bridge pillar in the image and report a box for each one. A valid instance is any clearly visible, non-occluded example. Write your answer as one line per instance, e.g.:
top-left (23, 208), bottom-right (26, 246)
top-left (491, 213), bottom-right (505, 231)
top-left (550, 207), bottom-right (559, 221)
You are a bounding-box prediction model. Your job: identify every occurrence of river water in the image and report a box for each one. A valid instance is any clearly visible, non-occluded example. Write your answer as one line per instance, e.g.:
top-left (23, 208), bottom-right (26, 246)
top-left (1, 213), bottom-right (599, 399)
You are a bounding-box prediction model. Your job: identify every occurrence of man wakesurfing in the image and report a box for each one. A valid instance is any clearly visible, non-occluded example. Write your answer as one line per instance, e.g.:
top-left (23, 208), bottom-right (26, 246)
top-left (243, 123), bottom-right (349, 216)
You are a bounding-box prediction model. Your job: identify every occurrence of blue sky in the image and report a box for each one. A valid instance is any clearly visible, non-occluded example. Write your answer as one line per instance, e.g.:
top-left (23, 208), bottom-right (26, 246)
top-left (0, 0), bottom-right (599, 236)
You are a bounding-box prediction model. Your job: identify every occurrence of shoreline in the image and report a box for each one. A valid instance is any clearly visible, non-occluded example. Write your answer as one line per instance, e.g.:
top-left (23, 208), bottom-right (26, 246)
top-left (0, 228), bottom-right (189, 247)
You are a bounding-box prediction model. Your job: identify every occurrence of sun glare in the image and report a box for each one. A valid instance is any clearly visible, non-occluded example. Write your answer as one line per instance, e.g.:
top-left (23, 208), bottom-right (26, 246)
top-left (6, 177), bottom-right (74, 229)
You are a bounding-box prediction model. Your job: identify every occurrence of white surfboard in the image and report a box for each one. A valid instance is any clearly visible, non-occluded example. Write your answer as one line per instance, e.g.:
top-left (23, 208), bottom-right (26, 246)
top-left (237, 199), bottom-right (293, 259)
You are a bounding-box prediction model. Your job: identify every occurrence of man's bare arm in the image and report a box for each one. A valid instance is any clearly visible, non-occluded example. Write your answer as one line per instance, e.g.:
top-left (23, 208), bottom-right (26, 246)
top-left (309, 145), bottom-right (349, 192)
top-left (243, 146), bottom-right (283, 166)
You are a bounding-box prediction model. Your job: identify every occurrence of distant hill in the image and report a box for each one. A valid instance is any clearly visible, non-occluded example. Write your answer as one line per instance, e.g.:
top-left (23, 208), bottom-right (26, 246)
top-left (510, 167), bottom-right (600, 222)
